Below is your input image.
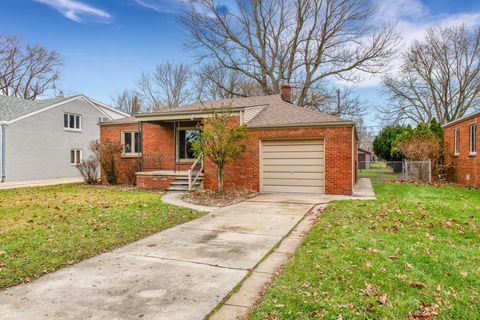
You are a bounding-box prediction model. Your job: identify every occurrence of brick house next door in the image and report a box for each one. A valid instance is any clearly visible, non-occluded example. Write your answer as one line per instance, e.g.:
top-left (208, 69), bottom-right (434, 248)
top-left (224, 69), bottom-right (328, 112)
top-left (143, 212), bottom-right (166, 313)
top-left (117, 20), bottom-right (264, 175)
top-left (260, 139), bottom-right (325, 193)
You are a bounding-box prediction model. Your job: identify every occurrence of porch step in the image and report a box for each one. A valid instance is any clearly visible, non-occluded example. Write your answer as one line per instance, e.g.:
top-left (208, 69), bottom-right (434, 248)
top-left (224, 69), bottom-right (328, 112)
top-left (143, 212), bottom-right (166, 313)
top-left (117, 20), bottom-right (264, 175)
top-left (166, 176), bottom-right (203, 192)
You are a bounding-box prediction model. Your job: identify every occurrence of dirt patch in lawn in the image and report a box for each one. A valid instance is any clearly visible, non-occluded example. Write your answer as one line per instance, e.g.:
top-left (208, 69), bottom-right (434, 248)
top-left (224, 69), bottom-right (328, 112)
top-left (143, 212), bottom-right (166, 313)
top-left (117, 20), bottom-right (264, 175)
top-left (182, 189), bottom-right (257, 207)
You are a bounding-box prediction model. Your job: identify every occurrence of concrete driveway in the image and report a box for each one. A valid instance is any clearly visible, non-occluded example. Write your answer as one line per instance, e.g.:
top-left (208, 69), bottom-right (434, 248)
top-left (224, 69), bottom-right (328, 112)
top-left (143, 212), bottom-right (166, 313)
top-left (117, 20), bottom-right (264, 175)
top-left (0, 194), bottom-right (320, 320)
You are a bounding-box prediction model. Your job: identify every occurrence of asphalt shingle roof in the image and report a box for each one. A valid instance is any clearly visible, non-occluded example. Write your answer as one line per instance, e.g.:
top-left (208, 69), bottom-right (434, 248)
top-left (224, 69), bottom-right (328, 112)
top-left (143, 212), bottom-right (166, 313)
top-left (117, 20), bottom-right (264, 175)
top-left (0, 95), bottom-right (75, 122)
top-left (134, 94), bottom-right (350, 127)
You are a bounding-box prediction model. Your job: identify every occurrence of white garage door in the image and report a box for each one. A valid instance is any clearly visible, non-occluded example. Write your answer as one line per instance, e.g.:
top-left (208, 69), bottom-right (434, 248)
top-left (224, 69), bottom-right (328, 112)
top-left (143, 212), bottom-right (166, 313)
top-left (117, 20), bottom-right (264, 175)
top-left (260, 139), bottom-right (325, 193)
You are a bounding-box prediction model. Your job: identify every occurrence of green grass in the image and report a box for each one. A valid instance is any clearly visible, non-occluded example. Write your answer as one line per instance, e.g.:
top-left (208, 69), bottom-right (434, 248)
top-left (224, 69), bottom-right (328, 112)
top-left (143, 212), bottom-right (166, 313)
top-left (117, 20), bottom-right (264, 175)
top-left (250, 183), bottom-right (480, 319)
top-left (0, 184), bottom-right (203, 289)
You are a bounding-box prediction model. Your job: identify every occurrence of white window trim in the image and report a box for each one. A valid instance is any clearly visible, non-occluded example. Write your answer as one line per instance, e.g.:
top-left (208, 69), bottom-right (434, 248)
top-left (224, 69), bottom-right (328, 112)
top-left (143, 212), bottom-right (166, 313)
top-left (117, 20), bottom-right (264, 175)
top-left (454, 128), bottom-right (460, 156)
top-left (469, 122), bottom-right (477, 156)
top-left (64, 113), bottom-right (82, 132)
top-left (70, 149), bottom-right (83, 166)
top-left (176, 127), bottom-right (199, 162)
top-left (121, 130), bottom-right (141, 157)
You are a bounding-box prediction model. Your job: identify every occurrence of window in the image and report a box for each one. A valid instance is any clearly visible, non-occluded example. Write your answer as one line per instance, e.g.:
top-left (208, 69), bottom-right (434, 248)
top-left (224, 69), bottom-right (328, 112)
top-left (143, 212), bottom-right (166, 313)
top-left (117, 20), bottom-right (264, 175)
top-left (70, 149), bottom-right (82, 165)
top-left (122, 131), bottom-right (141, 155)
top-left (64, 113), bottom-right (81, 130)
top-left (454, 128), bottom-right (460, 156)
top-left (177, 128), bottom-right (200, 160)
top-left (470, 123), bottom-right (477, 155)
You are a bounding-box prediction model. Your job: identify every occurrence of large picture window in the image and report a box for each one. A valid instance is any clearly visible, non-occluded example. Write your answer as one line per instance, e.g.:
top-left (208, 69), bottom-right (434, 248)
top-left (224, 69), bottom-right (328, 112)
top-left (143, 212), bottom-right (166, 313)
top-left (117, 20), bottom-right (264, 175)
top-left (177, 128), bottom-right (200, 160)
top-left (470, 123), bottom-right (477, 155)
top-left (122, 131), bottom-right (141, 155)
top-left (454, 128), bottom-right (460, 156)
top-left (64, 113), bottom-right (81, 130)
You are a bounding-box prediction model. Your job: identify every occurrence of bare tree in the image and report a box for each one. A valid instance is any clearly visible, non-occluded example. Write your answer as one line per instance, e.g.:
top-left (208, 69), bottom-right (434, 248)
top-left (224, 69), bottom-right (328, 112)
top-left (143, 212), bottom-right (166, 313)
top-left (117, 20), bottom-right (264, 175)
top-left (194, 63), bottom-right (264, 100)
top-left (382, 24), bottom-right (480, 124)
top-left (305, 86), bottom-right (366, 121)
top-left (0, 34), bottom-right (61, 100)
top-left (111, 89), bottom-right (143, 115)
top-left (136, 62), bottom-right (192, 109)
top-left (182, 0), bottom-right (398, 107)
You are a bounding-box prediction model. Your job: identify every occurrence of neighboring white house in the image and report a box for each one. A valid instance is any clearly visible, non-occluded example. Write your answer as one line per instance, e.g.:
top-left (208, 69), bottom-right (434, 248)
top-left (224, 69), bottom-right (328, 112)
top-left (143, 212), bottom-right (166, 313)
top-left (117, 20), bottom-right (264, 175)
top-left (0, 95), bottom-right (129, 182)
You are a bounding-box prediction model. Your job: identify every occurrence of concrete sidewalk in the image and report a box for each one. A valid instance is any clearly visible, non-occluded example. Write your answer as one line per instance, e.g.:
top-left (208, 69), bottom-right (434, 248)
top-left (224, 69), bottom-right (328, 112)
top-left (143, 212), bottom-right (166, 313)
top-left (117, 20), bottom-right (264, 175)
top-left (0, 194), bottom-right (318, 320)
top-left (0, 177), bottom-right (83, 190)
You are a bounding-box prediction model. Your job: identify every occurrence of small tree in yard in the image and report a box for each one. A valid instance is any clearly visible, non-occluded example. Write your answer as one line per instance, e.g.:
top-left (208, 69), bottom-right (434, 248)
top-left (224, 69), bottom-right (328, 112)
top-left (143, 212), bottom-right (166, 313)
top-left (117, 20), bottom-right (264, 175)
top-left (90, 140), bottom-right (123, 185)
top-left (192, 106), bottom-right (248, 192)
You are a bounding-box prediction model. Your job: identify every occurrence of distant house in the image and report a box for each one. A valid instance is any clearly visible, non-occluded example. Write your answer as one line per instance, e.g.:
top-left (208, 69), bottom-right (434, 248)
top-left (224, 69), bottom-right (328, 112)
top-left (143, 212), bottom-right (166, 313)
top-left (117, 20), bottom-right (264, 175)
top-left (100, 84), bottom-right (359, 195)
top-left (0, 95), bottom-right (128, 183)
top-left (443, 111), bottom-right (478, 187)
top-left (358, 148), bottom-right (373, 169)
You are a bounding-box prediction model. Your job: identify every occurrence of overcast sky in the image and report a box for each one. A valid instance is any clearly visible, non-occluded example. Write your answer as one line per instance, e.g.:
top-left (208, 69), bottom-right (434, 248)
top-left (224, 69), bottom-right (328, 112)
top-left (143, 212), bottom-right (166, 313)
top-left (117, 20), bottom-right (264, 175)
top-left (2, 0), bottom-right (480, 128)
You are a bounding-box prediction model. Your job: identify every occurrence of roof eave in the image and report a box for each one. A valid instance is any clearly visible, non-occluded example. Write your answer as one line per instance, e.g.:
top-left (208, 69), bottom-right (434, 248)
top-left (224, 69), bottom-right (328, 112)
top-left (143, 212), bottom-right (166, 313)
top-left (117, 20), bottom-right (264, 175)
top-left (247, 120), bottom-right (355, 129)
top-left (135, 109), bottom-right (244, 121)
top-left (443, 111), bottom-right (480, 128)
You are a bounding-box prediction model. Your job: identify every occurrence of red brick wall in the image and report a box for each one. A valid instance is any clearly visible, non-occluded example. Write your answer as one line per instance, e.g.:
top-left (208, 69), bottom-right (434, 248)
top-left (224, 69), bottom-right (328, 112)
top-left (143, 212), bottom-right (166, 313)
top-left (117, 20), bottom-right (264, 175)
top-left (203, 125), bottom-right (355, 195)
top-left (136, 175), bottom-right (174, 189)
top-left (100, 123), bottom-right (139, 184)
top-left (444, 115), bottom-right (479, 187)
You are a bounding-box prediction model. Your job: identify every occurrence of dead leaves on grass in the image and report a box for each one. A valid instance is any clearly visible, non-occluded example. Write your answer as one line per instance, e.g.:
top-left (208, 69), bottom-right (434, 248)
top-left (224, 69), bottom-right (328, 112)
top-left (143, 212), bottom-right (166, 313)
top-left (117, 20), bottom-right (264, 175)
top-left (408, 302), bottom-right (439, 319)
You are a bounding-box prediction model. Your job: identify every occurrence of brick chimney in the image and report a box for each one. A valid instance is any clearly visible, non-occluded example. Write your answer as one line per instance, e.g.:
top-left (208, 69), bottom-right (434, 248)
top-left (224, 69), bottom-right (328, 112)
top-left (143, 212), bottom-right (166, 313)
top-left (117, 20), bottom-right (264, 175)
top-left (280, 83), bottom-right (292, 103)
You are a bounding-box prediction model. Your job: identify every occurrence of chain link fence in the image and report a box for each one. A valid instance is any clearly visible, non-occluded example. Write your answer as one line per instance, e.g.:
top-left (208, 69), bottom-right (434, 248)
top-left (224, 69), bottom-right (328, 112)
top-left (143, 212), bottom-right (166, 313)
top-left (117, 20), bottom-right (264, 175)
top-left (358, 160), bottom-right (432, 183)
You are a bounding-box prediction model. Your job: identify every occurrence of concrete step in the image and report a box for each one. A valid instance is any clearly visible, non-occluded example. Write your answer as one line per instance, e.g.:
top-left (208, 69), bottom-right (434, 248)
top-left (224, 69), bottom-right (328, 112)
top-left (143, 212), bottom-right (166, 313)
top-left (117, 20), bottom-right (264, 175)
top-left (171, 180), bottom-right (202, 186)
top-left (167, 186), bottom-right (190, 192)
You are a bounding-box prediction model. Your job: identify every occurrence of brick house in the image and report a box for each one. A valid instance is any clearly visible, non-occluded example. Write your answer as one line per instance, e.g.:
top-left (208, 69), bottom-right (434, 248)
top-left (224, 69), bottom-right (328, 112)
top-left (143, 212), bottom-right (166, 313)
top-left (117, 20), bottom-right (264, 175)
top-left (443, 111), bottom-right (479, 187)
top-left (100, 85), bottom-right (358, 195)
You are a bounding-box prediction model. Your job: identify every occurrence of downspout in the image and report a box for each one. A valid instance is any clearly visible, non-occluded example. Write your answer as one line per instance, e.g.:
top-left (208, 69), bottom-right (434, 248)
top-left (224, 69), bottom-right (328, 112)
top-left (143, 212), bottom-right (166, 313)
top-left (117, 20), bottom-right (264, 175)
top-left (352, 125), bottom-right (355, 192)
top-left (138, 121), bottom-right (144, 172)
top-left (0, 122), bottom-right (7, 182)
top-left (173, 121), bottom-right (177, 173)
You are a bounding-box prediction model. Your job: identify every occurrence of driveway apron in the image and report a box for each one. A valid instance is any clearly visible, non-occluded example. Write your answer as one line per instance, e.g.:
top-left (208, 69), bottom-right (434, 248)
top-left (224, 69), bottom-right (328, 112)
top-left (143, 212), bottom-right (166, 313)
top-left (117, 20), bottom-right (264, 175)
top-left (0, 194), bottom-right (319, 320)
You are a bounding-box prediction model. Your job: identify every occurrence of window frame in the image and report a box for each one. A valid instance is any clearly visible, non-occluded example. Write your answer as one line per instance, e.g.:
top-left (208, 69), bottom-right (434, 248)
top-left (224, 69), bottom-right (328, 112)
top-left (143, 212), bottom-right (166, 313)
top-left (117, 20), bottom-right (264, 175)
top-left (469, 123), bottom-right (477, 156)
top-left (70, 149), bottom-right (82, 166)
top-left (64, 113), bottom-right (82, 131)
top-left (453, 128), bottom-right (460, 156)
top-left (176, 127), bottom-right (200, 162)
top-left (121, 130), bottom-right (141, 157)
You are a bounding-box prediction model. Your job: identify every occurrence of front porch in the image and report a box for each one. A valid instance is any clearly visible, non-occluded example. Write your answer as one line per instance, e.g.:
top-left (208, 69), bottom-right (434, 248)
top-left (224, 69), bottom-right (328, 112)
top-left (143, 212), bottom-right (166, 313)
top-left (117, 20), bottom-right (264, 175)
top-left (136, 168), bottom-right (204, 192)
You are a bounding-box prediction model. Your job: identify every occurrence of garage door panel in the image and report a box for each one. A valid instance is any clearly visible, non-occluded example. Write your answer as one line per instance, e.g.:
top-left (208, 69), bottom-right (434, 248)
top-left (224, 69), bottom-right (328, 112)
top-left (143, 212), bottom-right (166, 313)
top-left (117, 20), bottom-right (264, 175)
top-left (263, 178), bottom-right (325, 187)
top-left (262, 144), bottom-right (324, 152)
top-left (263, 165), bottom-right (324, 173)
top-left (263, 158), bottom-right (323, 166)
top-left (262, 171), bottom-right (324, 179)
top-left (262, 185), bottom-right (325, 193)
top-left (262, 151), bottom-right (323, 159)
top-left (261, 139), bottom-right (325, 194)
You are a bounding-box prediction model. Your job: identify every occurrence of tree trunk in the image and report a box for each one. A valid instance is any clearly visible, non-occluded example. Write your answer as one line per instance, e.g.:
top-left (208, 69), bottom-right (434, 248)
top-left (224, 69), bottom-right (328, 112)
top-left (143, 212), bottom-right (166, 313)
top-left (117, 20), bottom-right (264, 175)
top-left (217, 166), bottom-right (224, 193)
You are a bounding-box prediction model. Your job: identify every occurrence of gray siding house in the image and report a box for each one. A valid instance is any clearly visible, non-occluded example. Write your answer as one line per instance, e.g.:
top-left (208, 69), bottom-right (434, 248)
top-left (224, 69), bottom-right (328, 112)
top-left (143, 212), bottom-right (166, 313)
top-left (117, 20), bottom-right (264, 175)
top-left (0, 95), bottom-right (128, 182)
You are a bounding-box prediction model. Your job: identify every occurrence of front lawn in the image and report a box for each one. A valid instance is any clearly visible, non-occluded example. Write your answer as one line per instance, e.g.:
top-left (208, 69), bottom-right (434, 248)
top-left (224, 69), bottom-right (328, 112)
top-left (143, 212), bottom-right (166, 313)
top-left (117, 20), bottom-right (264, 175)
top-left (0, 184), bottom-right (203, 289)
top-left (250, 183), bottom-right (480, 319)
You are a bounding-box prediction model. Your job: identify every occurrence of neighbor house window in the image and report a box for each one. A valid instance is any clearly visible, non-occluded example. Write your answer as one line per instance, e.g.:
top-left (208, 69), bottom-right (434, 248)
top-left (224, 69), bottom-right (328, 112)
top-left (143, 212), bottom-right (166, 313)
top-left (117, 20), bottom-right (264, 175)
top-left (454, 128), bottom-right (460, 156)
top-left (470, 123), bottom-right (477, 155)
top-left (122, 131), bottom-right (141, 155)
top-left (64, 113), bottom-right (81, 130)
top-left (70, 149), bottom-right (82, 165)
top-left (177, 128), bottom-right (200, 160)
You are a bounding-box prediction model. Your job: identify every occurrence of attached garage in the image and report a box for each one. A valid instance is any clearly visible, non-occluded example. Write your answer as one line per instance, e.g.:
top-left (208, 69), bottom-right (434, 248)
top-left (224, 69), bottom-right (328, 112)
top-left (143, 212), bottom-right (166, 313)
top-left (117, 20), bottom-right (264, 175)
top-left (260, 139), bottom-right (325, 193)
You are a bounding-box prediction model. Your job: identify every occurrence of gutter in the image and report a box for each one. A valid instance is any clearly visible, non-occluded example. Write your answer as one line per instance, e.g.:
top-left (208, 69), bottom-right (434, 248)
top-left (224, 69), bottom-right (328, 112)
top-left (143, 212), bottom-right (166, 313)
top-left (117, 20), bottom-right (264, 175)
top-left (247, 121), bottom-right (355, 129)
top-left (0, 121), bottom-right (7, 182)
